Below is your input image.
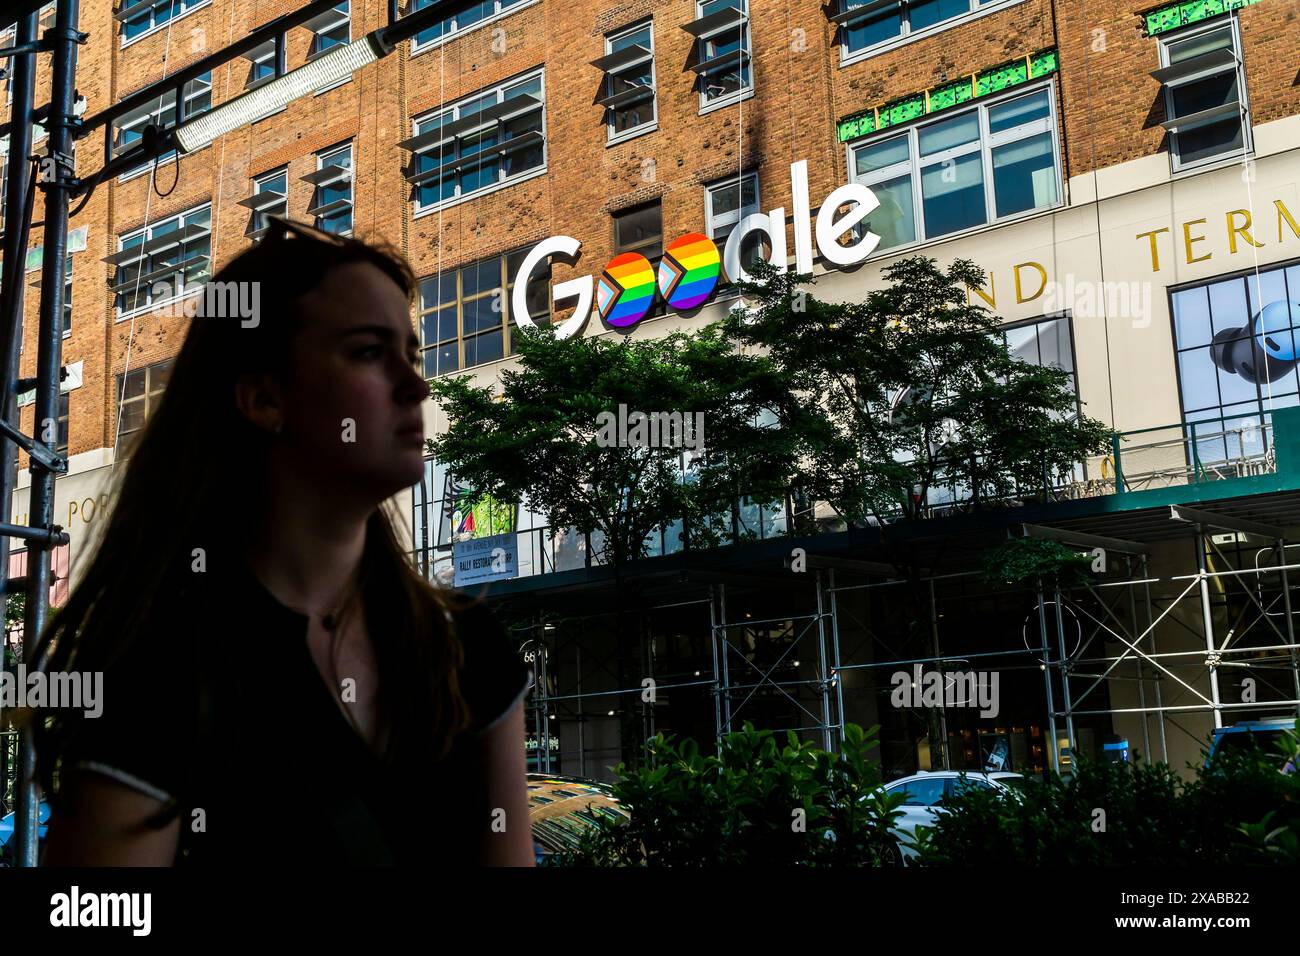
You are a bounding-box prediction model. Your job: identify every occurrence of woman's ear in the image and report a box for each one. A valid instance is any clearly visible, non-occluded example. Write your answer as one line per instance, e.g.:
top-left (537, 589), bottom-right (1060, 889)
top-left (233, 372), bottom-right (285, 435)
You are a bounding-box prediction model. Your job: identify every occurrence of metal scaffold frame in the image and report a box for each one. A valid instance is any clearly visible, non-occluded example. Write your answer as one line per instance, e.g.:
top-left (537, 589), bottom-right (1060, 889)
top-left (507, 502), bottom-right (1300, 782)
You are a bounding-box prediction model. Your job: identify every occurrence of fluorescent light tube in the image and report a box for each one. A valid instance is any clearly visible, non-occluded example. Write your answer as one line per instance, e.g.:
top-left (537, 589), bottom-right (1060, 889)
top-left (173, 32), bottom-right (390, 153)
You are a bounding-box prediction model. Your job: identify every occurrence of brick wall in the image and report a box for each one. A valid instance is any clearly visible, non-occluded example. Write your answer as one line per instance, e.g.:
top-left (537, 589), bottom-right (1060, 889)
top-left (0, 0), bottom-right (1296, 466)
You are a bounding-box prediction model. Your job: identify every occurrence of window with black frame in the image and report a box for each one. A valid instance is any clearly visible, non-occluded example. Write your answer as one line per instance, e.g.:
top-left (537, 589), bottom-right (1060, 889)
top-left (115, 359), bottom-right (173, 457)
top-left (836, 0), bottom-right (1007, 60)
top-left (1170, 261), bottom-right (1300, 466)
top-left (598, 22), bottom-right (656, 142)
top-left (417, 249), bottom-right (552, 377)
top-left (1153, 20), bottom-right (1250, 173)
top-left (108, 205), bottom-right (212, 316)
top-left (405, 70), bottom-right (546, 212)
top-left (112, 72), bottom-right (213, 178)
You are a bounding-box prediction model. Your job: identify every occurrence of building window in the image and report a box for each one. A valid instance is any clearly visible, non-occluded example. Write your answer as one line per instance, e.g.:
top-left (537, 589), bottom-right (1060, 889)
top-left (706, 171), bottom-right (764, 285)
top-left (837, 0), bottom-right (1004, 59)
top-left (243, 39), bottom-right (282, 90)
top-left (118, 0), bottom-right (209, 44)
top-left (112, 72), bottom-right (213, 178)
top-left (241, 167), bottom-right (287, 240)
top-left (409, 0), bottom-right (534, 51)
top-left (307, 142), bottom-right (353, 235)
top-left (307, 2), bottom-right (350, 58)
top-left (1155, 21), bottom-right (1250, 173)
top-left (598, 22), bottom-right (656, 142)
top-left (686, 0), bottom-right (752, 109)
top-left (405, 69), bottom-right (545, 214)
top-left (56, 391), bottom-right (69, 457)
top-left (1170, 260), bottom-right (1300, 465)
top-left (999, 314), bottom-right (1077, 408)
top-left (613, 202), bottom-right (664, 319)
top-left (613, 202), bottom-right (663, 261)
top-left (108, 205), bottom-right (212, 316)
top-left (848, 85), bottom-right (1060, 253)
top-left (115, 359), bottom-right (173, 456)
top-left (418, 250), bottom-right (551, 377)
top-left (61, 254), bottom-right (72, 338)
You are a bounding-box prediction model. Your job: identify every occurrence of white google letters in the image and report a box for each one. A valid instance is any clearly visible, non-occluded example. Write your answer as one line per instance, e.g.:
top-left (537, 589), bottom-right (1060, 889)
top-left (512, 161), bottom-right (881, 339)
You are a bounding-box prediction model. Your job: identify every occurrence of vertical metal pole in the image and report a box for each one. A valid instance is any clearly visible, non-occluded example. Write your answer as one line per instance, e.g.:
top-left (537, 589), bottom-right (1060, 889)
top-left (1127, 558), bottom-right (1152, 761)
top-left (1141, 555), bottom-right (1168, 762)
top-left (575, 639), bottom-right (585, 778)
top-left (0, 12), bottom-right (38, 782)
top-left (538, 637), bottom-right (551, 773)
top-left (1195, 528), bottom-right (1223, 730)
top-left (1053, 580), bottom-right (1077, 766)
top-left (17, 0), bottom-right (81, 868)
top-left (828, 568), bottom-right (846, 747)
top-left (928, 577), bottom-right (949, 770)
top-left (1036, 579), bottom-right (1060, 776)
top-left (643, 614), bottom-right (655, 743)
top-left (708, 584), bottom-right (722, 744)
top-left (719, 583), bottom-right (732, 733)
top-left (1276, 539), bottom-right (1300, 714)
top-left (814, 570), bottom-right (832, 751)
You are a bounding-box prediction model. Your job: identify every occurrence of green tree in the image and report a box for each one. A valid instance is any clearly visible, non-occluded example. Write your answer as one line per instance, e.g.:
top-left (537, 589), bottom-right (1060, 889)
top-left (721, 256), bottom-right (1113, 768)
top-left (428, 323), bottom-right (799, 764)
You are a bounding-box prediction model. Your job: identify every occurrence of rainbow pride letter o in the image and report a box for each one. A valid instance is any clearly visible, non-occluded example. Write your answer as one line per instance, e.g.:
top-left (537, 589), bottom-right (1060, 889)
top-left (658, 233), bottom-right (720, 311)
top-left (597, 253), bottom-right (657, 328)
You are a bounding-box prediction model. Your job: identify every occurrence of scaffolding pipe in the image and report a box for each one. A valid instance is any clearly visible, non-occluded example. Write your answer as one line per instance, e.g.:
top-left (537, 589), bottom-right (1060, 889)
top-left (0, 10), bottom-right (38, 704)
top-left (1036, 579), bottom-right (1060, 775)
top-left (1068, 699), bottom-right (1300, 717)
top-left (719, 583), bottom-right (732, 732)
top-left (1054, 580), bottom-right (1077, 765)
top-left (1142, 556), bottom-right (1169, 762)
top-left (828, 568), bottom-right (847, 747)
top-left (1127, 558), bottom-right (1152, 760)
top-left (1195, 529), bottom-right (1225, 730)
top-left (1275, 539), bottom-right (1300, 715)
top-left (14, 0), bottom-right (80, 868)
top-left (815, 570), bottom-right (832, 751)
top-left (928, 576), bottom-right (949, 770)
top-left (708, 584), bottom-right (722, 743)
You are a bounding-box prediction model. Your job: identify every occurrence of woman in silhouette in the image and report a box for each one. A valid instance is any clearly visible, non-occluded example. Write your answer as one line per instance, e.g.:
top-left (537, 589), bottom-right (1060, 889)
top-left (33, 218), bottom-right (534, 866)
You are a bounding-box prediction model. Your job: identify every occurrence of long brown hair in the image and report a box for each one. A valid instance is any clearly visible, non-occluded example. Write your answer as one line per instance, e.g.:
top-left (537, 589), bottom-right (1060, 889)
top-left (31, 220), bottom-right (471, 810)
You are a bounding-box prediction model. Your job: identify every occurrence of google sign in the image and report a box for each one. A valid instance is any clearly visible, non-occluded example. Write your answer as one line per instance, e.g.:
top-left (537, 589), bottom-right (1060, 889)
top-left (510, 160), bottom-right (881, 339)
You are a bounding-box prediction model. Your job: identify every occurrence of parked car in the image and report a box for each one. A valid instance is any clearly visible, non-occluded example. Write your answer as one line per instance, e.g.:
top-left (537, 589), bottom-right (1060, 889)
top-left (880, 770), bottom-right (1026, 862)
top-left (0, 801), bottom-right (51, 865)
top-left (526, 773), bottom-right (627, 864)
top-left (1207, 717), bottom-right (1297, 772)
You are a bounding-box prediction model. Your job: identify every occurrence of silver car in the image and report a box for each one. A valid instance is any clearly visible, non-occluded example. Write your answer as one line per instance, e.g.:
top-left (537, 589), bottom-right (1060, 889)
top-left (882, 770), bottom-right (1027, 862)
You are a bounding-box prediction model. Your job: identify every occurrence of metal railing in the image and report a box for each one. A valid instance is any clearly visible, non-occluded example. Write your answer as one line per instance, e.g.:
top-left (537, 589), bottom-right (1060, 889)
top-left (1078, 411), bottom-right (1276, 498)
top-left (411, 411), bottom-right (1284, 583)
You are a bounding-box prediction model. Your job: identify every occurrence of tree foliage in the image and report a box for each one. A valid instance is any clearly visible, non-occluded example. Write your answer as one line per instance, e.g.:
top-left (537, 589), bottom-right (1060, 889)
top-left (722, 256), bottom-right (1113, 527)
top-left (550, 722), bottom-right (905, 867)
top-left (428, 324), bottom-right (799, 566)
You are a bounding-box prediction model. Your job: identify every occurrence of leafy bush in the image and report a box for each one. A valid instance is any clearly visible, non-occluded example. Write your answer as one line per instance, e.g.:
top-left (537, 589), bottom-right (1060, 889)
top-left (552, 722), bottom-right (904, 867)
top-left (910, 735), bottom-right (1299, 865)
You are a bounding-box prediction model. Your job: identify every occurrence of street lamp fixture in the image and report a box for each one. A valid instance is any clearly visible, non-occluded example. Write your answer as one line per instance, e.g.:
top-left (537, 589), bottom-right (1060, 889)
top-left (172, 31), bottom-right (392, 153)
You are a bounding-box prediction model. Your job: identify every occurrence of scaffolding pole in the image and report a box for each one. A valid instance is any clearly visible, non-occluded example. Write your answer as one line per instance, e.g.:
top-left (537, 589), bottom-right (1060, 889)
top-left (12, 0), bottom-right (79, 868)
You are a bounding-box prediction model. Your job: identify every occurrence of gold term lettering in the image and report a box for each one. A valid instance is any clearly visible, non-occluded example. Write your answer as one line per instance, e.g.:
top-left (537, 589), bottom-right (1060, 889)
top-left (1136, 199), bottom-right (1300, 272)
